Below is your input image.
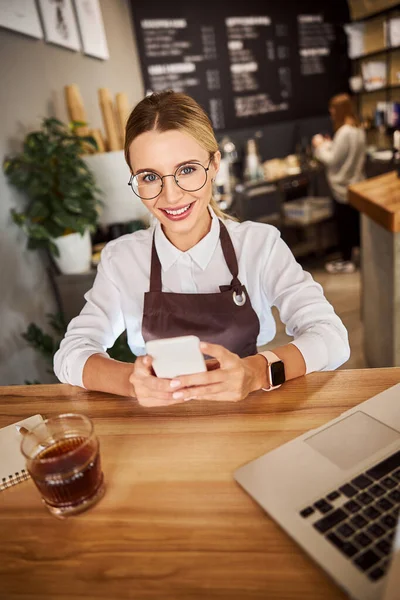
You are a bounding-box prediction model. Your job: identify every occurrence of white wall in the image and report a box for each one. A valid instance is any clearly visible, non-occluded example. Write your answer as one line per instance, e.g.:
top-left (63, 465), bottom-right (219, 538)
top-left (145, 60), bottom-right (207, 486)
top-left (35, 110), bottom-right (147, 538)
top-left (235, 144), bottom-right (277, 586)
top-left (0, 0), bottom-right (144, 384)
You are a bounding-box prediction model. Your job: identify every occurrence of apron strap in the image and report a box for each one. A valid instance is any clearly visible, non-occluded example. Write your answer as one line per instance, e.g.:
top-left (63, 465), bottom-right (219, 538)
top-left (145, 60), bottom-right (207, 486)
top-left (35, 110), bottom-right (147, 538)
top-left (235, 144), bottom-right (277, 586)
top-left (218, 219), bottom-right (241, 289)
top-left (150, 235), bottom-right (162, 292)
top-left (149, 219), bottom-right (241, 293)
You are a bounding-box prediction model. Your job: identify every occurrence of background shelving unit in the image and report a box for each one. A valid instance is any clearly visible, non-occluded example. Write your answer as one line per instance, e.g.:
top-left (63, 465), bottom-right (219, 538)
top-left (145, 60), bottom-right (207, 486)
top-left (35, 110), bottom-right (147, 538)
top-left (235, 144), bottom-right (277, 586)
top-left (347, 4), bottom-right (400, 123)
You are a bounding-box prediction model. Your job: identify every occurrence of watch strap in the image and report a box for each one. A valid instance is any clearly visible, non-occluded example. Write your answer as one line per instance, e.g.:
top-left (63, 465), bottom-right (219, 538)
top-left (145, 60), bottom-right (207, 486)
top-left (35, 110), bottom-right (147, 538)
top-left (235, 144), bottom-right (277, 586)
top-left (259, 351), bottom-right (283, 391)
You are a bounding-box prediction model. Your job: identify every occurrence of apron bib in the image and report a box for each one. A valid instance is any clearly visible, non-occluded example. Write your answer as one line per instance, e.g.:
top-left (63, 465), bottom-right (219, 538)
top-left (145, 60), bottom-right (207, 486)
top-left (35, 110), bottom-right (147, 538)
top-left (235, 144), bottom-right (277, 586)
top-left (142, 219), bottom-right (260, 358)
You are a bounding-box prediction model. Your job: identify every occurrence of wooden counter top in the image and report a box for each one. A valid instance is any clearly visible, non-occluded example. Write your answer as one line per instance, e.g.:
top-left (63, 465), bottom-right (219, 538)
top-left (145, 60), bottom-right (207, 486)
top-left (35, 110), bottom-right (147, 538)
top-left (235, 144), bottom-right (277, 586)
top-left (1, 369), bottom-right (400, 599)
top-left (348, 171), bottom-right (400, 232)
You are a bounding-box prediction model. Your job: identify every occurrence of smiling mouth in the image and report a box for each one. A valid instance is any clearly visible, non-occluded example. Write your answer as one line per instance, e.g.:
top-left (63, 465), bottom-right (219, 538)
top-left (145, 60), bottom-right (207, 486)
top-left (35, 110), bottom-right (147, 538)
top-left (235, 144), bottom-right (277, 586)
top-left (159, 202), bottom-right (194, 217)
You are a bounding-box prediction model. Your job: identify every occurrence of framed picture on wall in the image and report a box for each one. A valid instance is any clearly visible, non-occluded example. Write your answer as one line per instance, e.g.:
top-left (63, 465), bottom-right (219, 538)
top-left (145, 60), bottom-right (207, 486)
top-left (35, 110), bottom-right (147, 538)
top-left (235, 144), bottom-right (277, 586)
top-left (0, 0), bottom-right (43, 39)
top-left (38, 0), bottom-right (81, 51)
top-left (74, 0), bottom-right (109, 60)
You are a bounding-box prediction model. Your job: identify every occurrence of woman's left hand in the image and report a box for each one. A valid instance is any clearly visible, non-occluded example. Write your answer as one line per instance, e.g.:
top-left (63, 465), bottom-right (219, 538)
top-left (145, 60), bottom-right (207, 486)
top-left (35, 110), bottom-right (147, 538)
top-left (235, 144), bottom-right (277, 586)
top-left (169, 342), bottom-right (265, 402)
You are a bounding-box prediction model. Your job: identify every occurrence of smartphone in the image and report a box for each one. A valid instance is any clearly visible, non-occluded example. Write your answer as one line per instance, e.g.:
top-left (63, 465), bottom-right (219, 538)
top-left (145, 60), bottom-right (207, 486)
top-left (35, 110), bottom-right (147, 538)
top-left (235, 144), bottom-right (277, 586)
top-left (145, 335), bottom-right (207, 379)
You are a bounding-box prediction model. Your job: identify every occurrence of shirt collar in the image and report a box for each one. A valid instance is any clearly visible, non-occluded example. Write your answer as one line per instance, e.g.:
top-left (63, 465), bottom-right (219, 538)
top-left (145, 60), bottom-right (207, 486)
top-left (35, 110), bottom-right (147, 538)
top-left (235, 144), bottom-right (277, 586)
top-left (154, 206), bottom-right (221, 272)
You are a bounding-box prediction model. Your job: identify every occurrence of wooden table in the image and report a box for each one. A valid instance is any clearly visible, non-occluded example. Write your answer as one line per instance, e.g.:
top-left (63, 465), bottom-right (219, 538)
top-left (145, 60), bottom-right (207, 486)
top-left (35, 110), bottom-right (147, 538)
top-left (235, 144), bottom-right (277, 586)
top-left (349, 171), bottom-right (400, 233)
top-left (1, 369), bottom-right (399, 600)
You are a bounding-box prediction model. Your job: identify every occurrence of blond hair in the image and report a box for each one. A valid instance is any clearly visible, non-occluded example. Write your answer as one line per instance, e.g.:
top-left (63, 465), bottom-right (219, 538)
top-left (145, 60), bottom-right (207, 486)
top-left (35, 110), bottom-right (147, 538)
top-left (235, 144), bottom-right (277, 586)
top-left (124, 90), bottom-right (233, 220)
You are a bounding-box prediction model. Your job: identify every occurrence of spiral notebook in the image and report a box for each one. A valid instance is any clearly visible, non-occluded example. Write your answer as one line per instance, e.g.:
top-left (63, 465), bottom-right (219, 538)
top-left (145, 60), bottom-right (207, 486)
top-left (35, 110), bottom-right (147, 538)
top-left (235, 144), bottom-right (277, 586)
top-left (0, 414), bottom-right (44, 491)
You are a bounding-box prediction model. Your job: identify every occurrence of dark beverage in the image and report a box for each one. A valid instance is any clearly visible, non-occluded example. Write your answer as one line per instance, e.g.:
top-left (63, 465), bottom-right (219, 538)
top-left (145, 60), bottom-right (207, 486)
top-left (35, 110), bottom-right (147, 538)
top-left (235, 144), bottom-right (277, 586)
top-left (28, 436), bottom-right (104, 513)
top-left (21, 414), bottom-right (105, 518)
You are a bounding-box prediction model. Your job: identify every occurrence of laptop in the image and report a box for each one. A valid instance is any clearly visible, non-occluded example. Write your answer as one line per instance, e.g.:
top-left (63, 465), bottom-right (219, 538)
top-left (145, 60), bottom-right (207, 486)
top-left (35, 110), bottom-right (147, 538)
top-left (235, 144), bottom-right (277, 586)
top-left (234, 382), bottom-right (400, 600)
top-left (383, 521), bottom-right (400, 600)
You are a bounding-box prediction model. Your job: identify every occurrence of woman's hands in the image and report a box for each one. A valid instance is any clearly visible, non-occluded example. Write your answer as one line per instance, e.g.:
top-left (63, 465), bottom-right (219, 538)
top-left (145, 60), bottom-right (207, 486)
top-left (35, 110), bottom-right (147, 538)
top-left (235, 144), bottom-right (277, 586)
top-left (129, 354), bottom-right (180, 407)
top-left (312, 133), bottom-right (325, 148)
top-left (312, 133), bottom-right (331, 149)
top-left (129, 342), bottom-right (267, 407)
top-left (170, 342), bottom-right (266, 402)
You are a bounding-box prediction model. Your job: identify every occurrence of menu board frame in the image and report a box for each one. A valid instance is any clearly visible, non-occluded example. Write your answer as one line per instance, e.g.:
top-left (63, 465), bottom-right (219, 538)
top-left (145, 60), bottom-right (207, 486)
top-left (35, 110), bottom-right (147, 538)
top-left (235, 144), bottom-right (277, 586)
top-left (130, 0), bottom-right (350, 131)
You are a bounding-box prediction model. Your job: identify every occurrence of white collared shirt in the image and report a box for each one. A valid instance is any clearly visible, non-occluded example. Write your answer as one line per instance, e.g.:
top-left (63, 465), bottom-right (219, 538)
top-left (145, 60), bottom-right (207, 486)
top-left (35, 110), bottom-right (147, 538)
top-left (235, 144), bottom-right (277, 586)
top-left (54, 208), bottom-right (350, 387)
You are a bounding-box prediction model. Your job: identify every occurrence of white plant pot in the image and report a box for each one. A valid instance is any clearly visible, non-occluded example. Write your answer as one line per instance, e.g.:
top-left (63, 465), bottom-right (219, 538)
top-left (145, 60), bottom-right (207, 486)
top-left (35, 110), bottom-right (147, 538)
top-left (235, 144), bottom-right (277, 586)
top-left (53, 230), bottom-right (92, 274)
top-left (84, 150), bottom-right (150, 226)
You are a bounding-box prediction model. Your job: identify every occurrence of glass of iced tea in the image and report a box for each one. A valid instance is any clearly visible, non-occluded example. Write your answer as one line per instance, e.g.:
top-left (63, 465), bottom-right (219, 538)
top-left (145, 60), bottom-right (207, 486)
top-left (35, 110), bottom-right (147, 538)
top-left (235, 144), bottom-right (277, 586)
top-left (21, 413), bottom-right (105, 518)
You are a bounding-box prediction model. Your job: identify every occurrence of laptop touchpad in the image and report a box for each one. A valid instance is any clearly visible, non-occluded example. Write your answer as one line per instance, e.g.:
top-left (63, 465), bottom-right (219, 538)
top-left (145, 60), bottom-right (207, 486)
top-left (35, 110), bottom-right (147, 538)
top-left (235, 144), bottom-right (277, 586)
top-left (305, 411), bottom-right (400, 470)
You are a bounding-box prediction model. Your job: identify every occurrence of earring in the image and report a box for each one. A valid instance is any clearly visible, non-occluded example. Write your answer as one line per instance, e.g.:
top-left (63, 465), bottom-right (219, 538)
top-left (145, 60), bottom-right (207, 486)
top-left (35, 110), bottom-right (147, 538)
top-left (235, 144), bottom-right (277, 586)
top-left (211, 178), bottom-right (215, 183)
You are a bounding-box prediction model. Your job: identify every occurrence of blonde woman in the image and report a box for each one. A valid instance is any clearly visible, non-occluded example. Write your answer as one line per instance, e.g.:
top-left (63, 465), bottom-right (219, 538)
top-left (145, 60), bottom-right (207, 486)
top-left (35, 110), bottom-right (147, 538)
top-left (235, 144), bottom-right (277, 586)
top-left (54, 91), bottom-right (350, 406)
top-left (313, 93), bottom-right (366, 274)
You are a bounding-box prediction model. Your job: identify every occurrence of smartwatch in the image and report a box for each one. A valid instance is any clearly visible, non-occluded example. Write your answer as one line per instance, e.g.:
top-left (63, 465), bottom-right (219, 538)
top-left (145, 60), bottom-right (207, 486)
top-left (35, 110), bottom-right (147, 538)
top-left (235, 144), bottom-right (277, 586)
top-left (260, 351), bottom-right (286, 391)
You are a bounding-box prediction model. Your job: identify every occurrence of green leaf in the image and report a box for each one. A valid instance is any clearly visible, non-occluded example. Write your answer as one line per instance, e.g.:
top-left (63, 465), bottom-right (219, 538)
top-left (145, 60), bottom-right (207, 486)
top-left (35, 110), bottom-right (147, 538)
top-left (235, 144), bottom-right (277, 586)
top-left (24, 131), bottom-right (46, 145)
top-left (46, 312), bottom-right (66, 335)
top-left (42, 219), bottom-right (65, 239)
top-left (63, 196), bottom-right (83, 214)
top-left (28, 201), bottom-right (50, 220)
top-left (44, 117), bottom-right (64, 128)
top-left (80, 135), bottom-right (98, 150)
top-left (70, 120), bottom-right (87, 129)
top-left (21, 323), bottom-right (56, 361)
top-left (48, 240), bottom-right (60, 257)
top-left (27, 237), bottom-right (49, 251)
top-left (43, 118), bottom-right (66, 137)
top-left (51, 209), bottom-right (82, 231)
top-left (74, 222), bottom-right (87, 235)
top-left (11, 210), bottom-right (26, 226)
top-left (3, 159), bottom-right (12, 174)
top-left (28, 223), bottom-right (51, 239)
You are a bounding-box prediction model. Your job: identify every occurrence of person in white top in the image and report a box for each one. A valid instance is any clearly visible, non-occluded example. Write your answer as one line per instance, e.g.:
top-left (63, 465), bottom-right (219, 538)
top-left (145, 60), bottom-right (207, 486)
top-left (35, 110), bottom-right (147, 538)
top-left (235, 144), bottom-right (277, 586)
top-left (54, 91), bottom-right (350, 406)
top-left (313, 93), bottom-right (366, 274)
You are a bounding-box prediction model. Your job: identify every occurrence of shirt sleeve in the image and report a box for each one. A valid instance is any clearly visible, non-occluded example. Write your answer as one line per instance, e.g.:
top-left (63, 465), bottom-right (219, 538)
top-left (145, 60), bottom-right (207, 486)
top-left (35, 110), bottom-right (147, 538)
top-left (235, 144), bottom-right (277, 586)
top-left (261, 229), bottom-right (350, 373)
top-left (53, 245), bottom-right (126, 387)
top-left (314, 128), bottom-right (349, 169)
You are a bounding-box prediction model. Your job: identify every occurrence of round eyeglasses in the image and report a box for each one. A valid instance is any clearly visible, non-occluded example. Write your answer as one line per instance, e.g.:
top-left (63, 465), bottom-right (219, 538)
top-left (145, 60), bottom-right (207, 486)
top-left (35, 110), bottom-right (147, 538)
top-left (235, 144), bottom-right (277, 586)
top-left (128, 156), bottom-right (213, 200)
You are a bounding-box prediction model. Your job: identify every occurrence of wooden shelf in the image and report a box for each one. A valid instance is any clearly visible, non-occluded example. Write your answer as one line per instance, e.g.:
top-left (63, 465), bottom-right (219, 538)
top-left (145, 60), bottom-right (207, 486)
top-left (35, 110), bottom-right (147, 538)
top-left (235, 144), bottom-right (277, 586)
top-left (353, 44), bottom-right (400, 60)
top-left (353, 84), bottom-right (400, 95)
top-left (349, 4), bottom-right (400, 24)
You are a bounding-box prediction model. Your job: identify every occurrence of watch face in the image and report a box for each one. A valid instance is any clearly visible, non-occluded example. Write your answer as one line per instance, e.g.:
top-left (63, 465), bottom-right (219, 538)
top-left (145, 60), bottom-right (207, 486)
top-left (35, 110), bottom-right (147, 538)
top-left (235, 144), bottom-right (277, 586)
top-left (271, 361), bottom-right (286, 386)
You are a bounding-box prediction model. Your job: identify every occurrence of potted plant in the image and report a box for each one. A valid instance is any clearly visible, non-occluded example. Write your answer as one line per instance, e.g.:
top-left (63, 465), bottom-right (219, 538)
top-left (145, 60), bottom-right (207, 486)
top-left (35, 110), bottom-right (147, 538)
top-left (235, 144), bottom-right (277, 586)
top-left (3, 117), bottom-right (101, 274)
top-left (21, 313), bottom-right (135, 384)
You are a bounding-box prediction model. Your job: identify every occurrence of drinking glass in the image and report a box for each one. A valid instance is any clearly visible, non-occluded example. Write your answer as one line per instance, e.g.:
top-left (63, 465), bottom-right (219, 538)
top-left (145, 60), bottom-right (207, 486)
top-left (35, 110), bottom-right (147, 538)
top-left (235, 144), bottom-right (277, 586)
top-left (21, 413), bottom-right (105, 518)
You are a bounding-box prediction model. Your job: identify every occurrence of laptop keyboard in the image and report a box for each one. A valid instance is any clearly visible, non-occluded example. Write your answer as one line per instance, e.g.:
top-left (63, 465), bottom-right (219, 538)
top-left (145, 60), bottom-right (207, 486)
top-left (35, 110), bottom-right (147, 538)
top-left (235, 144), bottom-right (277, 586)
top-left (299, 449), bottom-right (400, 582)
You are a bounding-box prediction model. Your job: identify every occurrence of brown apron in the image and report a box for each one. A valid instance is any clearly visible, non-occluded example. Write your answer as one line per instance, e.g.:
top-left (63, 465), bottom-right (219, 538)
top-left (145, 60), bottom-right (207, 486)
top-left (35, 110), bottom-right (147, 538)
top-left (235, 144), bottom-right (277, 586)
top-left (142, 219), bottom-right (260, 358)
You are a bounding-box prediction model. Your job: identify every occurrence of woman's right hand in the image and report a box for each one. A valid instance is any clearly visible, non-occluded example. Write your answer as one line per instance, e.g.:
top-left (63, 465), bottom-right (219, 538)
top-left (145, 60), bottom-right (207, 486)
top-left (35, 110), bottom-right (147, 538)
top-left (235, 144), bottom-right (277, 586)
top-left (129, 355), bottom-right (185, 407)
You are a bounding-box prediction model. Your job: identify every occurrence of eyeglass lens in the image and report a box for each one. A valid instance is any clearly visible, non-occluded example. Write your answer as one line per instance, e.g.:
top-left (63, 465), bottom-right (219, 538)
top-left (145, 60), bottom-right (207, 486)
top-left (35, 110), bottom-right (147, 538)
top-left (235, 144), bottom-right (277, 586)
top-left (130, 163), bottom-right (208, 200)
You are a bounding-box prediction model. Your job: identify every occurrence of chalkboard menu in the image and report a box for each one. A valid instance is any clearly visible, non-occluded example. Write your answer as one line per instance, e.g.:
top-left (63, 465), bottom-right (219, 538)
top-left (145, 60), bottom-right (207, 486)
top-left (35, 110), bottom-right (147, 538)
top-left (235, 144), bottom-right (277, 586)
top-left (131, 0), bottom-right (350, 131)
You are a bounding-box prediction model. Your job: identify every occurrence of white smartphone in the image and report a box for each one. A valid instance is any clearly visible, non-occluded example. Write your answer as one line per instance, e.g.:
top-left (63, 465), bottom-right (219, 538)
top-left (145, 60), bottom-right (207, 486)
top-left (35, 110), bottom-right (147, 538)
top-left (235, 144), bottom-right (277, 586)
top-left (145, 335), bottom-right (207, 379)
